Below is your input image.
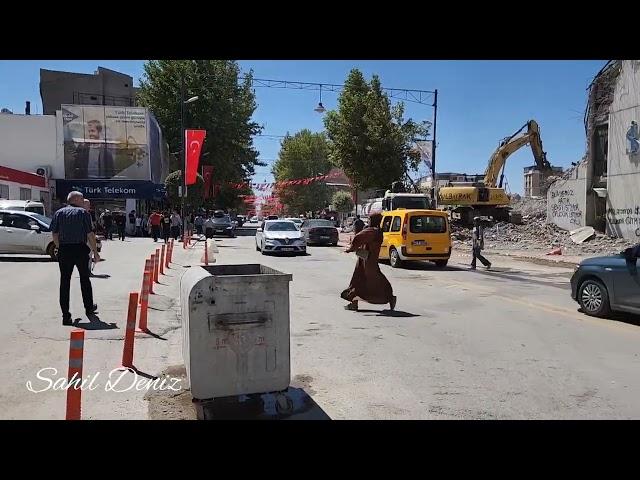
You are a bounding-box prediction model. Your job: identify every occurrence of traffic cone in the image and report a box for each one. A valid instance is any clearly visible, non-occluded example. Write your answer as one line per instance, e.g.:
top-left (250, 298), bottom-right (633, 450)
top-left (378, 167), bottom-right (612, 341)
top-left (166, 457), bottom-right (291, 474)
top-left (138, 271), bottom-right (151, 333)
top-left (120, 292), bottom-right (139, 370)
top-left (65, 329), bottom-right (84, 420)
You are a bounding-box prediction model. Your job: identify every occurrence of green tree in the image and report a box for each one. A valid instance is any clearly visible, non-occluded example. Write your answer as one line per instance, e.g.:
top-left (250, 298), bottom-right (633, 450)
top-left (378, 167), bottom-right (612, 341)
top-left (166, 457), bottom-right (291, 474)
top-left (272, 129), bottom-right (333, 215)
top-left (324, 69), bottom-right (429, 192)
top-left (165, 171), bottom-right (204, 209)
top-left (332, 190), bottom-right (354, 214)
top-left (137, 60), bottom-right (264, 209)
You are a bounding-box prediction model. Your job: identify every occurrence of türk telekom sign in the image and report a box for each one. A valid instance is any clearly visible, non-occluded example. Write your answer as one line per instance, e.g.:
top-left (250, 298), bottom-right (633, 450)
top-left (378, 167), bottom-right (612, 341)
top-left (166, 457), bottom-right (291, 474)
top-left (56, 180), bottom-right (166, 200)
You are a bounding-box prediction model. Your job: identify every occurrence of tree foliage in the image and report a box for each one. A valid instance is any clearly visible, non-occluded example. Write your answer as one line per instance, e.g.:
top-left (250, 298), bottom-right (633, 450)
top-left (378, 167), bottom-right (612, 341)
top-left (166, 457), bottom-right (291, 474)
top-left (137, 60), bottom-right (264, 209)
top-left (165, 171), bottom-right (204, 209)
top-left (272, 129), bottom-right (333, 215)
top-left (332, 190), bottom-right (354, 213)
top-left (324, 69), bottom-right (429, 192)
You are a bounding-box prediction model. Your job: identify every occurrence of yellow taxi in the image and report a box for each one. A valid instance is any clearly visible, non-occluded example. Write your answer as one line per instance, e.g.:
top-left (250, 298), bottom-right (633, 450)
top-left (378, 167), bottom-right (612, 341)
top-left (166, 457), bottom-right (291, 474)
top-left (379, 209), bottom-right (452, 268)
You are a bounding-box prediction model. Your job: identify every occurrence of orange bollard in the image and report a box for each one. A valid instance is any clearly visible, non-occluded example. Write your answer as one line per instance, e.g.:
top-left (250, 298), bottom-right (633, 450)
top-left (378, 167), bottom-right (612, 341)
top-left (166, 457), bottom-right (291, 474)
top-left (138, 271), bottom-right (151, 333)
top-left (154, 248), bottom-right (160, 283)
top-left (140, 258), bottom-right (152, 304)
top-left (160, 245), bottom-right (165, 275)
top-left (168, 240), bottom-right (173, 263)
top-left (165, 242), bottom-right (171, 269)
top-left (120, 292), bottom-right (139, 369)
top-left (66, 329), bottom-right (84, 420)
top-left (204, 238), bottom-right (209, 265)
top-left (148, 255), bottom-right (155, 294)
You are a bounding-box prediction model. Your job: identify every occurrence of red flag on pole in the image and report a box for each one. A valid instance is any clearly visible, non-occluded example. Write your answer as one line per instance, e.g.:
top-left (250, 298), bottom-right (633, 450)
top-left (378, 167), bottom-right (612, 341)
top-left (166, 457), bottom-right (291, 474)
top-left (185, 129), bottom-right (206, 185)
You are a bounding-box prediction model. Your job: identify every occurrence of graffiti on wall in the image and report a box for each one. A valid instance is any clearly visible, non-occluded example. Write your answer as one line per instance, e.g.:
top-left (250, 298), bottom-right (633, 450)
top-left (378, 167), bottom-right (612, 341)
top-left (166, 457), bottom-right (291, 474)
top-left (550, 188), bottom-right (583, 226)
top-left (627, 121), bottom-right (639, 155)
top-left (608, 206), bottom-right (640, 237)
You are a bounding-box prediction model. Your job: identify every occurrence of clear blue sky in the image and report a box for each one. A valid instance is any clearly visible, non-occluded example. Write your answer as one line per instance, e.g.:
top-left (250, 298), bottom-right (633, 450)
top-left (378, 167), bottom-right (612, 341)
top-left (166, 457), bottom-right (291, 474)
top-left (0, 60), bottom-right (605, 195)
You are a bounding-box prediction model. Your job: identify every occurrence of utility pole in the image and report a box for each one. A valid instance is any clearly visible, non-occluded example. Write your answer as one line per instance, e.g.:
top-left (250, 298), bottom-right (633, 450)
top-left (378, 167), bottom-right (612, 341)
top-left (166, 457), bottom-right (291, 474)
top-left (180, 74), bottom-right (186, 236)
top-left (431, 89), bottom-right (438, 207)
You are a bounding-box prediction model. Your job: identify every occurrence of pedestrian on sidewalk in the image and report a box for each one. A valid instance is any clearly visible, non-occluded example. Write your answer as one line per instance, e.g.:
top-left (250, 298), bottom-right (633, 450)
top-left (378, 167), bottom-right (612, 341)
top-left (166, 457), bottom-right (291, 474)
top-left (83, 199), bottom-right (98, 277)
top-left (341, 212), bottom-right (396, 312)
top-left (51, 191), bottom-right (100, 325)
top-left (135, 214), bottom-right (142, 237)
top-left (101, 209), bottom-right (113, 240)
top-left (142, 212), bottom-right (149, 237)
top-left (195, 214), bottom-right (204, 235)
top-left (353, 215), bottom-right (365, 234)
top-left (161, 210), bottom-right (171, 244)
top-left (204, 215), bottom-right (214, 239)
top-left (471, 217), bottom-right (491, 270)
top-left (115, 211), bottom-right (126, 241)
top-left (149, 210), bottom-right (162, 242)
top-left (170, 210), bottom-right (182, 240)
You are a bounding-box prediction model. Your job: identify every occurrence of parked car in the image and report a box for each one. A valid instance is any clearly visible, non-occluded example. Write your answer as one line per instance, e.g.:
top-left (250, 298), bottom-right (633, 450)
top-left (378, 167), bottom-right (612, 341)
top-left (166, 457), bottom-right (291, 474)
top-left (0, 200), bottom-right (46, 216)
top-left (570, 246), bottom-right (640, 317)
top-left (256, 220), bottom-right (306, 255)
top-left (211, 212), bottom-right (235, 237)
top-left (300, 219), bottom-right (339, 246)
top-left (285, 217), bottom-right (303, 229)
top-left (0, 210), bottom-right (57, 259)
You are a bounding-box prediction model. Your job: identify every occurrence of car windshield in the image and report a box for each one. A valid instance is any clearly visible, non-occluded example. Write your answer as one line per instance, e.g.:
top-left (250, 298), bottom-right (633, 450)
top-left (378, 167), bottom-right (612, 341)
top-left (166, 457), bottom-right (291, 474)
top-left (307, 220), bottom-right (333, 227)
top-left (29, 213), bottom-right (51, 226)
top-left (213, 216), bottom-right (230, 223)
top-left (266, 222), bottom-right (298, 232)
top-left (393, 197), bottom-right (430, 209)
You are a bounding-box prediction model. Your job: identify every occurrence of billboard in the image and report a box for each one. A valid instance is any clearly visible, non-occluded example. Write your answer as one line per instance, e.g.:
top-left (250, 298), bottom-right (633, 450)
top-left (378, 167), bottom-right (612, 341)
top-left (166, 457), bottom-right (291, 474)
top-left (61, 105), bottom-right (167, 182)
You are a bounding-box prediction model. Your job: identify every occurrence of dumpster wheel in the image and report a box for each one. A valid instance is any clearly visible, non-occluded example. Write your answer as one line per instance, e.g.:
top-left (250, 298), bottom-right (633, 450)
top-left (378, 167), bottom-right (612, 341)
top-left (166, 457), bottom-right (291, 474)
top-left (275, 393), bottom-right (294, 415)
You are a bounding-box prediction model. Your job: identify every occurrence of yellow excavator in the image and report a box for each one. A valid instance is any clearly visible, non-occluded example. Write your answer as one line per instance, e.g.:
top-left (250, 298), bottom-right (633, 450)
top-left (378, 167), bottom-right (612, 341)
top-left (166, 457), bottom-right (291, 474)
top-left (438, 120), bottom-right (551, 224)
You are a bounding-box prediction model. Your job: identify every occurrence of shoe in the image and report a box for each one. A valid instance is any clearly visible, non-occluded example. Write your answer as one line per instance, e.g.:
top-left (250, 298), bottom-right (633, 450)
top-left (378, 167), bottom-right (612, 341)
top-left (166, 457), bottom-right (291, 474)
top-left (344, 301), bottom-right (358, 311)
top-left (486, 263), bottom-right (492, 270)
top-left (62, 313), bottom-right (73, 326)
top-left (85, 304), bottom-right (98, 315)
top-left (390, 296), bottom-right (397, 311)
top-left (469, 266), bottom-right (476, 270)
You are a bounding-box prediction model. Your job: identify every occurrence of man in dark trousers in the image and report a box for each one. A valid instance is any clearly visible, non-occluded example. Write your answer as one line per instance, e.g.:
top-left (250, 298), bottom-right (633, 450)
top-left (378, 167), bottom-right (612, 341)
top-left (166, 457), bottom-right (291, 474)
top-left (115, 212), bottom-right (126, 241)
top-left (101, 210), bottom-right (113, 240)
top-left (470, 217), bottom-right (491, 270)
top-left (51, 191), bottom-right (100, 325)
top-left (149, 210), bottom-right (162, 242)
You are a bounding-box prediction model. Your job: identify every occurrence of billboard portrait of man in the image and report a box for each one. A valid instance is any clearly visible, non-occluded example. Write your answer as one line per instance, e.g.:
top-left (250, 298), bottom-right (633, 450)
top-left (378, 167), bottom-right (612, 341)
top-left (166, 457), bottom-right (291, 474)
top-left (68, 119), bottom-right (115, 179)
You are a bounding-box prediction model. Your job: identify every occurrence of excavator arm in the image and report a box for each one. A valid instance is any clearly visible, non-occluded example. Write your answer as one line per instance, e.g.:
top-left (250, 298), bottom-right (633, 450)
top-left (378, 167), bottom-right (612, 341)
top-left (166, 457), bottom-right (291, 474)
top-left (483, 120), bottom-right (551, 187)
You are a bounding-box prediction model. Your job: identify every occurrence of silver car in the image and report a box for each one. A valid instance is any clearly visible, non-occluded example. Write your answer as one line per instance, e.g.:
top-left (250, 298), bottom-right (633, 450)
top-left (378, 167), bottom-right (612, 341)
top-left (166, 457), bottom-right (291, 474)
top-left (0, 210), bottom-right (57, 259)
top-left (256, 220), bottom-right (306, 255)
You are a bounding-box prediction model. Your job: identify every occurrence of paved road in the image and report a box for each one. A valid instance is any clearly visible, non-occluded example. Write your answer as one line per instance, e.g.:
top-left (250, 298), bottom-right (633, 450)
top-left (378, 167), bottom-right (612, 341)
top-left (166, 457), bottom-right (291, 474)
top-left (206, 235), bottom-right (640, 419)
top-left (1, 234), bottom-right (639, 419)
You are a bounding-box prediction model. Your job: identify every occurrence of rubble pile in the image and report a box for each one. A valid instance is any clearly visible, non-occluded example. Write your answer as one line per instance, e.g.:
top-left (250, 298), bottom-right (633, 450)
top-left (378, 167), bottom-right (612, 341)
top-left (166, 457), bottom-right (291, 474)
top-left (450, 196), bottom-right (635, 256)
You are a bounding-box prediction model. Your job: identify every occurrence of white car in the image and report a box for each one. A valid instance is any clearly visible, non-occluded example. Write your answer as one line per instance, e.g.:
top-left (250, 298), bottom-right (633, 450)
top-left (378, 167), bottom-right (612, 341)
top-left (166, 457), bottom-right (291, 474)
top-left (256, 220), bottom-right (306, 255)
top-left (0, 210), bottom-right (57, 259)
top-left (285, 218), bottom-right (303, 229)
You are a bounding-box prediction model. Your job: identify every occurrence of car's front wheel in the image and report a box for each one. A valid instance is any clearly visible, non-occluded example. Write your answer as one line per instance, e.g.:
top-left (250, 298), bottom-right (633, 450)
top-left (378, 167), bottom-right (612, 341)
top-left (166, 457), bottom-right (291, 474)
top-left (578, 279), bottom-right (611, 317)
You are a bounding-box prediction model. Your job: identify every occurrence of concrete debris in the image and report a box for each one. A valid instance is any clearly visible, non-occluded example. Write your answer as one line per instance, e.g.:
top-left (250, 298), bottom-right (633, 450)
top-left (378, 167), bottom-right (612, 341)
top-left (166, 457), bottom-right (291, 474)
top-left (569, 226), bottom-right (596, 244)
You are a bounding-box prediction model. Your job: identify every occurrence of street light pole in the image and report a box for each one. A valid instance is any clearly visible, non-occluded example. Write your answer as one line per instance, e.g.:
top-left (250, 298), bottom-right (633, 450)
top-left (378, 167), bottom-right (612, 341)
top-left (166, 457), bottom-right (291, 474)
top-left (431, 88), bottom-right (438, 207)
top-left (180, 74), bottom-right (186, 237)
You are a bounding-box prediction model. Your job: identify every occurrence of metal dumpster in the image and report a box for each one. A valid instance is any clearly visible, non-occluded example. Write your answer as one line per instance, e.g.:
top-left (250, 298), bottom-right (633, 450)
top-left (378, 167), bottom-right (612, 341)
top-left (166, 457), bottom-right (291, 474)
top-left (180, 264), bottom-right (293, 415)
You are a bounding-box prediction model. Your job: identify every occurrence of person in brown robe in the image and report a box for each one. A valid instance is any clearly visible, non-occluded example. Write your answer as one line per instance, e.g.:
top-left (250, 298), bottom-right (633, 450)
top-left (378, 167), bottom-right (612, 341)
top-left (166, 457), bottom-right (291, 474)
top-left (341, 213), bottom-right (396, 311)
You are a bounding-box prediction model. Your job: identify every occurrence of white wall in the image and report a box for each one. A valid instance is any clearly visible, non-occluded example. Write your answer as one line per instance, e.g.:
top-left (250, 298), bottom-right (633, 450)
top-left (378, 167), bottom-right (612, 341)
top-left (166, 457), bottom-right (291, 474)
top-left (547, 162), bottom-right (588, 230)
top-left (606, 60), bottom-right (640, 240)
top-left (0, 114), bottom-right (61, 178)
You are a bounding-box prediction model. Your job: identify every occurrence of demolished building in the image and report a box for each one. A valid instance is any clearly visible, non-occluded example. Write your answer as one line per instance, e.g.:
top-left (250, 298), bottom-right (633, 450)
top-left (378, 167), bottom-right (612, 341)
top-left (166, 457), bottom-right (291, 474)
top-left (547, 60), bottom-right (640, 241)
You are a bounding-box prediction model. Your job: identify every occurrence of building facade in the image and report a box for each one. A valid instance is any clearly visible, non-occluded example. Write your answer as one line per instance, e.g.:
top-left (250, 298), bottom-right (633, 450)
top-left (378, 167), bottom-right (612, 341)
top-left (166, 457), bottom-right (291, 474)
top-left (547, 60), bottom-right (640, 241)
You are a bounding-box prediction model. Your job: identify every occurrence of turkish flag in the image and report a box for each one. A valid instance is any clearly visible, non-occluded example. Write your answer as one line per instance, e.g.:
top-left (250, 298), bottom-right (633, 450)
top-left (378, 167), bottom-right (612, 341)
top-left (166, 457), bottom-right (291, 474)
top-left (185, 129), bottom-right (206, 185)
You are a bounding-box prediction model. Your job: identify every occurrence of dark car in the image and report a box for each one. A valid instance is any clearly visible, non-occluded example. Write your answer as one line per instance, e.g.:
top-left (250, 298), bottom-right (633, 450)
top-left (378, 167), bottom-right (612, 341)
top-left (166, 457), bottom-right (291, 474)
top-left (300, 219), bottom-right (339, 246)
top-left (211, 212), bottom-right (235, 238)
top-left (570, 246), bottom-right (640, 317)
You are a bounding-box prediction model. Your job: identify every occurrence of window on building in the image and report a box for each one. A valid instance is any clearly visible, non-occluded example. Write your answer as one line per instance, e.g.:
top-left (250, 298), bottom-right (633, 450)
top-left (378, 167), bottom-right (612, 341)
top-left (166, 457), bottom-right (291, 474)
top-left (0, 184), bottom-right (8, 199)
top-left (593, 124), bottom-right (608, 177)
top-left (19, 188), bottom-right (31, 201)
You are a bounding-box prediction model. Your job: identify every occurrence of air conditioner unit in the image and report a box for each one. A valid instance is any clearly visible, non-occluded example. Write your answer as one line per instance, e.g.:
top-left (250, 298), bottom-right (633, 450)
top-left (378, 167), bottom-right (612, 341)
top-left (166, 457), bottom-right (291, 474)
top-left (35, 166), bottom-right (51, 179)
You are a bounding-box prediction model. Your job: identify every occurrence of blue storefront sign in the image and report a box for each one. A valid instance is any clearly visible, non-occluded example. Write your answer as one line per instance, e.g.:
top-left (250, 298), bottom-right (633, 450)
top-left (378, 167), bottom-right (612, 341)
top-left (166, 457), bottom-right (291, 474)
top-left (56, 180), bottom-right (166, 200)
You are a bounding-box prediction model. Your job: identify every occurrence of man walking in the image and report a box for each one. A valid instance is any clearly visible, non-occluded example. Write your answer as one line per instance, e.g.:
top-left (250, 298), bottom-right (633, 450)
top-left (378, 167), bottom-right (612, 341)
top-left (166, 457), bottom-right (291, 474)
top-left (51, 191), bottom-right (100, 325)
top-left (353, 215), bottom-right (365, 234)
top-left (115, 211), bottom-right (126, 241)
top-left (101, 209), bottom-right (113, 240)
top-left (161, 210), bottom-right (171, 244)
top-left (149, 210), bottom-right (162, 242)
top-left (170, 210), bottom-right (182, 241)
top-left (470, 217), bottom-right (491, 270)
top-left (135, 214), bottom-right (142, 237)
